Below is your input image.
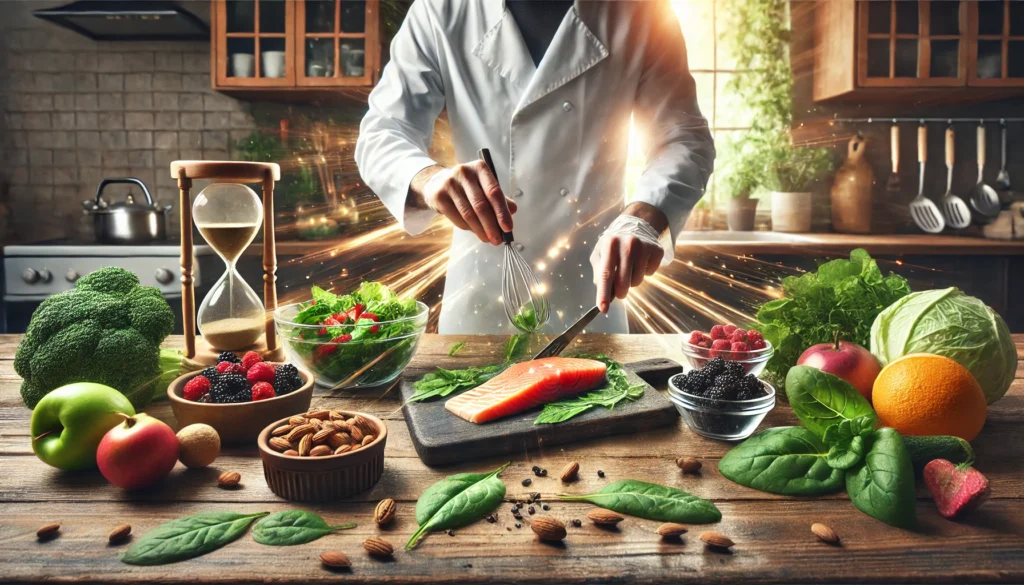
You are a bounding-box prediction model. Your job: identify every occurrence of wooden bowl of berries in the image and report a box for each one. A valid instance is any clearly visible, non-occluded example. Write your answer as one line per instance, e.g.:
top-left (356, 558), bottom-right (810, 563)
top-left (167, 351), bottom-right (314, 445)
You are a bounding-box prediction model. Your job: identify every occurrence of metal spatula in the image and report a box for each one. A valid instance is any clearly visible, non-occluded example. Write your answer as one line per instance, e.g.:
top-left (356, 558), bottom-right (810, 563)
top-left (910, 124), bottom-right (945, 233)
top-left (939, 126), bottom-right (971, 229)
top-left (996, 120), bottom-right (1012, 191)
top-left (969, 124), bottom-right (1001, 218)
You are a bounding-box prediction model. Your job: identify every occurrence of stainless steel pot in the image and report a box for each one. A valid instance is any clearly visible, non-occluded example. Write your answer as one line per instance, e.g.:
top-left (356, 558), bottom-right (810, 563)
top-left (82, 178), bottom-right (171, 244)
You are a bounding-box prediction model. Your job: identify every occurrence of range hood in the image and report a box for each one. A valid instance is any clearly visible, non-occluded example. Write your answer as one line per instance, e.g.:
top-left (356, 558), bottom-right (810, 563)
top-left (33, 1), bottom-right (208, 41)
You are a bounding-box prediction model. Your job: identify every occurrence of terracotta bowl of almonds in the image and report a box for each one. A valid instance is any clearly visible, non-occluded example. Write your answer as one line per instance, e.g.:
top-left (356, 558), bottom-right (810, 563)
top-left (257, 409), bottom-right (388, 502)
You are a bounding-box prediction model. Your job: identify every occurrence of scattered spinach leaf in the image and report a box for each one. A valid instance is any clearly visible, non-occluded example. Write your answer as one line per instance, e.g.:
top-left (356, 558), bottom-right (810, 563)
top-left (822, 416), bottom-right (875, 470)
top-left (845, 427), bottom-right (917, 529)
top-left (407, 462), bottom-right (509, 549)
top-left (786, 366), bottom-right (877, 438)
top-left (122, 511), bottom-right (268, 566)
top-left (251, 510), bottom-right (355, 546)
top-left (719, 427), bottom-right (846, 495)
top-left (409, 363), bottom-right (509, 402)
top-left (535, 356), bottom-right (645, 424)
top-left (447, 341), bottom-right (467, 357)
top-left (560, 480), bottom-right (721, 523)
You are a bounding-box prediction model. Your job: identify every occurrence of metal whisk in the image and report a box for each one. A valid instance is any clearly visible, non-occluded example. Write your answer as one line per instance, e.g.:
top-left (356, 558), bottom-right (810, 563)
top-left (478, 148), bottom-right (549, 333)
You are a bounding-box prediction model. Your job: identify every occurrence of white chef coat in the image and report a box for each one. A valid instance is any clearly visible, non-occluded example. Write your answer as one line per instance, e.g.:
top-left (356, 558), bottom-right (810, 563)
top-left (356, 0), bottom-right (714, 334)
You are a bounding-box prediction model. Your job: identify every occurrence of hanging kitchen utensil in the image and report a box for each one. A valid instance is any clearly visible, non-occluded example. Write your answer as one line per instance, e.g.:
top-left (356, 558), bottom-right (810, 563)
top-left (910, 125), bottom-right (945, 234)
top-left (886, 123), bottom-right (901, 192)
top-left (82, 177), bottom-right (170, 244)
top-left (996, 120), bottom-right (1011, 191)
top-left (831, 133), bottom-right (873, 234)
top-left (478, 148), bottom-right (550, 334)
top-left (969, 124), bottom-right (1001, 219)
top-left (939, 126), bottom-right (971, 229)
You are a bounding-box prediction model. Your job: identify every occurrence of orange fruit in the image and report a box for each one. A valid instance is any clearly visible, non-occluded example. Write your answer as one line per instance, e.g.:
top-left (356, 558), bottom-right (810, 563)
top-left (872, 353), bottom-right (986, 441)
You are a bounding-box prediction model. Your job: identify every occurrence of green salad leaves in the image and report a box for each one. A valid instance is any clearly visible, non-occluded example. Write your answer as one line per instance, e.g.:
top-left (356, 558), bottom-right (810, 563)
top-left (535, 356), bottom-right (645, 424)
top-left (752, 249), bottom-right (910, 390)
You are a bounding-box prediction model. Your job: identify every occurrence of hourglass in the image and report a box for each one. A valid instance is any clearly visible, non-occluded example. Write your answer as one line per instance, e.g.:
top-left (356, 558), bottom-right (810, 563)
top-left (171, 161), bottom-right (283, 364)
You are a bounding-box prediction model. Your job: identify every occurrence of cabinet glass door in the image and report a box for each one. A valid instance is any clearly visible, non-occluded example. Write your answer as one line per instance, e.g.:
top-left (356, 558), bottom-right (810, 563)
top-left (296, 0), bottom-right (379, 86)
top-left (858, 0), bottom-right (967, 87)
top-left (217, 0), bottom-right (295, 86)
top-left (968, 0), bottom-right (1024, 86)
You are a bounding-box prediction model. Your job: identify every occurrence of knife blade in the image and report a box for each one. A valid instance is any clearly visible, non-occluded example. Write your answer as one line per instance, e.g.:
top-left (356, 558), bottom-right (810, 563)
top-left (532, 306), bottom-right (600, 360)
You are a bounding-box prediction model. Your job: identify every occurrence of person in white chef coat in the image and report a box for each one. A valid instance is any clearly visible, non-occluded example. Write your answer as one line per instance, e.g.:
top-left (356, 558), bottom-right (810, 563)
top-left (356, 0), bottom-right (714, 334)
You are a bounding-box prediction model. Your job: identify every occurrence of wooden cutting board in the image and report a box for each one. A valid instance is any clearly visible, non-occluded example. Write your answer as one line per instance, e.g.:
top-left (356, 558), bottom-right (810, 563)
top-left (398, 358), bottom-right (681, 466)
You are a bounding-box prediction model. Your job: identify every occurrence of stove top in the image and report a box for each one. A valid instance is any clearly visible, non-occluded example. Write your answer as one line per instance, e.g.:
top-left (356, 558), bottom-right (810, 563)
top-left (4, 238), bottom-right (213, 257)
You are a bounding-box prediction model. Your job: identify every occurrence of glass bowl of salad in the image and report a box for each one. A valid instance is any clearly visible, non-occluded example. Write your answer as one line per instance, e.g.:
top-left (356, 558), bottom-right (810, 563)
top-left (275, 282), bottom-right (428, 388)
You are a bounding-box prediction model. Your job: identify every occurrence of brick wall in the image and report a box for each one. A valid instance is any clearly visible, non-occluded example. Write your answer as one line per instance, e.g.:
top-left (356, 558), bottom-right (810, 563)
top-left (0, 0), bottom-right (256, 244)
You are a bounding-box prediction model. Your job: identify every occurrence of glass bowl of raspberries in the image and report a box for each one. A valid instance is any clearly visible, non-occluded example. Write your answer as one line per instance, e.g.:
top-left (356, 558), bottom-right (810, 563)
top-left (167, 351), bottom-right (314, 444)
top-left (667, 357), bottom-right (775, 441)
top-left (682, 324), bottom-right (773, 377)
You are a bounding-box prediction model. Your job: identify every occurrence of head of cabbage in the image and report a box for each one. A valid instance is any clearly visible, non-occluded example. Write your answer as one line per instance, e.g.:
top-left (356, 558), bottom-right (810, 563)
top-left (870, 287), bottom-right (1017, 404)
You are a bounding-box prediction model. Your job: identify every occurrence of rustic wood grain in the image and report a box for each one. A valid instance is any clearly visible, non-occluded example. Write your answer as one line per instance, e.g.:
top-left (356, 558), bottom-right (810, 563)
top-left (1, 334), bottom-right (1022, 584)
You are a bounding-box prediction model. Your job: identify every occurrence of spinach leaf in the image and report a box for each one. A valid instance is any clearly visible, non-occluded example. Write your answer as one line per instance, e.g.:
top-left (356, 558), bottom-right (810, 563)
top-left (251, 510), bottom-right (355, 546)
top-left (719, 427), bottom-right (846, 495)
top-left (409, 363), bottom-right (509, 402)
top-left (535, 356), bottom-right (645, 424)
top-left (786, 366), bottom-right (877, 438)
top-left (823, 416), bottom-right (875, 470)
top-left (122, 511), bottom-right (268, 566)
top-left (447, 341), bottom-right (467, 357)
top-left (845, 427), bottom-right (916, 529)
top-left (560, 480), bottom-right (721, 523)
top-left (407, 462), bottom-right (509, 549)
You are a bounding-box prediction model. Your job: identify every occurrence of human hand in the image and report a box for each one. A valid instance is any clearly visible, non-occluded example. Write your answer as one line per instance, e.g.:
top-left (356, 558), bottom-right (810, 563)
top-left (417, 161), bottom-right (517, 246)
top-left (592, 234), bottom-right (665, 314)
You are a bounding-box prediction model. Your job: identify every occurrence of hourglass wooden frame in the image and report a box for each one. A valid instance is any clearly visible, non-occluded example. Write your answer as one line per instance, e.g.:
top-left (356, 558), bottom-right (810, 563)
top-left (170, 160), bottom-right (282, 363)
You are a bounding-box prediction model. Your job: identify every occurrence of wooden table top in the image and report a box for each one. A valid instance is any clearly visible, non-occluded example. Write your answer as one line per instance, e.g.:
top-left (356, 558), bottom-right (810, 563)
top-left (1, 333), bottom-right (1023, 584)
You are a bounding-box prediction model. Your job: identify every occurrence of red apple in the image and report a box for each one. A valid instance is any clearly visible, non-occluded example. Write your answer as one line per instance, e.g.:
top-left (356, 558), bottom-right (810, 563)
top-left (797, 339), bottom-right (882, 401)
top-left (97, 413), bottom-right (179, 490)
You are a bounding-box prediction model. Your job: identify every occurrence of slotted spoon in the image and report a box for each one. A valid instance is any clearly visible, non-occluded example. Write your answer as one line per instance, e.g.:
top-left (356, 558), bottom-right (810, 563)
top-left (910, 124), bottom-right (945, 233)
top-left (939, 126), bottom-right (971, 229)
top-left (969, 123), bottom-right (1001, 219)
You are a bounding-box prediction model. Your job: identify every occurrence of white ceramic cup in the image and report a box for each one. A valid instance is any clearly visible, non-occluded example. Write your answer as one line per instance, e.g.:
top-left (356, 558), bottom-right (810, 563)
top-left (262, 51), bottom-right (286, 78)
top-left (231, 53), bottom-right (255, 77)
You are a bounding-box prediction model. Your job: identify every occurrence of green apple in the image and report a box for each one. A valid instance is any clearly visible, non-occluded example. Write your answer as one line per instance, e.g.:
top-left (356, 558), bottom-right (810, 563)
top-left (31, 383), bottom-right (135, 471)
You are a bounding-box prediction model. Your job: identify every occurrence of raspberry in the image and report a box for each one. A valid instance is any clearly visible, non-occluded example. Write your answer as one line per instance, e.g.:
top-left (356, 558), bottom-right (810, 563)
top-left (217, 362), bottom-right (245, 375)
top-left (251, 381), bottom-right (277, 401)
top-left (216, 361), bottom-right (234, 374)
top-left (723, 324), bottom-right (737, 335)
top-left (731, 341), bottom-right (749, 352)
top-left (241, 351), bottom-right (263, 371)
top-left (217, 351), bottom-right (240, 364)
top-left (696, 339), bottom-right (711, 349)
top-left (733, 329), bottom-right (748, 338)
top-left (750, 338), bottom-right (767, 350)
top-left (746, 330), bottom-right (764, 344)
top-left (247, 362), bottom-right (276, 384)
top-left (183, 375), bottom-right (211, 402)
top-left (728, 331), bottom-right (746, 344)
top-left (687, 331), bottom-right (706, 345)
top-left (711, 339), bottom-right (732, 351)
top-left (709, 325), bottom-right (727, 340)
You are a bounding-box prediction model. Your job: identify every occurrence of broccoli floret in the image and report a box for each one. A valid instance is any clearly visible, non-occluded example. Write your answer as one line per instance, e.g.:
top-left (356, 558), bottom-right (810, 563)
top-left (16, 267), bottom-right (183, 410)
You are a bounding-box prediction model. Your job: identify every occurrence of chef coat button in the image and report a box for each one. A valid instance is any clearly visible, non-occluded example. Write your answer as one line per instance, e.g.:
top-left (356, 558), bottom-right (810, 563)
top-left (559, 188), bottom-right (569, 197)
top-left (562, 101), bottom-right (573, 112)
top-left (514, 243), bottom-right (524, 252)
top-left (513, 188), bottom-right (523, 198)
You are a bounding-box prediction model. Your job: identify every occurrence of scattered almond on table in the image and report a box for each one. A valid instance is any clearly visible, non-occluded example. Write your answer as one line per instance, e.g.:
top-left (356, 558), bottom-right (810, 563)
top-left (560, 461), bottom-right (580, 482)
top-left (586, 509), bottom-right (624, 526)
top-left (107, 524), bottom-right (132, 544)
top-left (531, 516), bottom-right (567, 541)
top-left (268, 410), bottom-right (376, 458)
top-left (656, 523), bottom-right (688, 539)
top-left (217, 471), bottom-right (241, 488)
top-left (811, 522), bottom-right (840, 545)
top-left (699, 531), bottom-right (734, 550)
top-left (36, 522), bottom-right (60, 541)
top-left (676, 456), bottom-right (702, 474)
top-left (363, 536), bottom-right (394, 558)
top-left (320, 550), bottom-right (351, 569)
top-left (374, 498), bottom-right (396, 526)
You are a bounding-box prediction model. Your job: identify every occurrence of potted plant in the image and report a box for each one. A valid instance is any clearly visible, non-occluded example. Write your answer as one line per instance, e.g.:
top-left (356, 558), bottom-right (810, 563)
top-left (721, 152), bottom-right (762, 231)
top-left (764, 142), bottom-right (834, 233)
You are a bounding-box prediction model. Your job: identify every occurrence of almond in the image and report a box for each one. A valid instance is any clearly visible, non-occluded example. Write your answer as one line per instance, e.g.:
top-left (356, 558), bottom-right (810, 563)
top-left (283, 449), bottom-right (299, 456)
top-left (586, 509), bottom-right (624, 526)
top-left (374, 498), bottom-right (396, 526)
top-left (334, 444), bottom-right (353, 455)
top-left (699, 531), bottom-right (734, 549)
top-left (288, 415), bottom-right (307, 426)
top-left (329, 410), bottom-right (345, 421)
top-left (308, 418), bottom-right (324, 431)
top-left (298, 433), bottom-right (313, 456)
top-left (559, 461), bottom-right (580, 482)
top-left (811, 523), bottom-right (840, 545)
top-left (363, 536), bottom-right (394, 557)
top-left (268, 437), bottom-right (292, 452)
top-left (348, 443), bottom-right (361, 452)
top-left (307, 409), bottom-right (331, 420)
top-left (353, 414), bottom-right (375, 435)
top-left (320, 421), bottom-right (337, 432)
top-left (271, 424), bottom-right (293, 437)
top-left (531, 516), bottom-right (566, 541)
top-left (108, 524), bottom-right (132, 544)
top-left (285, 424), bottom-right (315, 443)
top-left (656, 523), bottom-right (688, 538)
top-left (676, 456), bottom-right (702, 474)
top-left (311, 428), bottom-right (334, 444)
top-left (327, 432), bottom-right (350, 449)
top-left (310, 445), bottom-right (332, 457)
top-left (361, 434), bottom-right (375, 446)
top-left (349, 425), bottom-right (364, 442)
top-left (36, 523), bottom-right (60, 540)
top-left (217, 471), bottom-right (241, 488)
top-left (319, 550), bottom-right (351, 569)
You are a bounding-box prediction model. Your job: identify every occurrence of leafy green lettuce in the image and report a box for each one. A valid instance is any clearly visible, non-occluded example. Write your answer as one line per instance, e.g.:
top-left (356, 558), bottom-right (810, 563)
top-left (752, 249), bottom-right (910, 391)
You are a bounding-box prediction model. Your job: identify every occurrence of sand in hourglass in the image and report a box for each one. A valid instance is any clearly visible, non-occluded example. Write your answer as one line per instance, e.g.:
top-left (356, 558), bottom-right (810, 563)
top-left (198, 222), bottom-right (264, 350)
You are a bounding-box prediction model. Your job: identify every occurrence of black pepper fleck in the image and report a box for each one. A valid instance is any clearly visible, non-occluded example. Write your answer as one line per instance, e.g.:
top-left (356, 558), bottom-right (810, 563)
top-left (571, 519), bottom-right (582, 527)
top-left (446, 529), bottom-right (455, 536)
top-left (597, 470), bottom-right (605, 478)
top-left (486, 515), bottom-right (496, 523)
top-left (515, 523), bottom-right (522, 529)
top-left (527, 506), bottom-right (535, 515)
top-left (542, 504), bottom-right (550, 511)
top-left (539, 468), bottom-right (547, 476)
top-left (531, 465), bottom-right (541, 473)
top-left (531, 492), bottom-right (541, 501)
top-left (522, 478), bottom-right (532, 487)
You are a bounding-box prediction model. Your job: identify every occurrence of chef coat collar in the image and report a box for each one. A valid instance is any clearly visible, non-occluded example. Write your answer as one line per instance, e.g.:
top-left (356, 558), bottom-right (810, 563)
top-left (473, 0), bottom-right (608, 112)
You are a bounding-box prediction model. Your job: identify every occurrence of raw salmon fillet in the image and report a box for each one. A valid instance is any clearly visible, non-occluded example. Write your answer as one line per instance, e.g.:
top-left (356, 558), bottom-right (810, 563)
top-left (445, 358), bottom-right (607, 423)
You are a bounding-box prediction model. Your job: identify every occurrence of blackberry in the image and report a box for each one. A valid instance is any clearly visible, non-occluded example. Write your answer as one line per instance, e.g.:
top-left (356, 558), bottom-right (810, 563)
top-left (704, 386), bottom-right (730, 401)
top-left (713, 373), bottom-right (741, 387)
top-left (736, 374), bottom-right (767, 400)
top-left (708, 381), bottom-right (739, 401)
top-left (200, 366), bottom-right (220, 381)
top-left (273, 364), bottom-right (303, 395)
top-left (683, 369), bottom-right (714, 395)
top-left (702, 357), bottom-right (727, 377)
top-left (217, 351), bottom-right (241, 364)
top-left (210, 373), bottom-right (250, 403)
top-left (723, 361), bottom-right (746, 378)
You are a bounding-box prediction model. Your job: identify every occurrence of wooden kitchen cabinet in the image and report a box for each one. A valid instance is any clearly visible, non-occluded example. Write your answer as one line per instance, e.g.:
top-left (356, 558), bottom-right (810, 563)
top-left (814, 0), bottom-right (1024, 101)
top-left (211, 0), bottom-right (380, 95)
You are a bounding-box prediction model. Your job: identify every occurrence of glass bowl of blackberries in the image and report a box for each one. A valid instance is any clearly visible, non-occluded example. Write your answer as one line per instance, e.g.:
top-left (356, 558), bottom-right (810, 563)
top-left (667, 357), bottom-right (775, 441)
